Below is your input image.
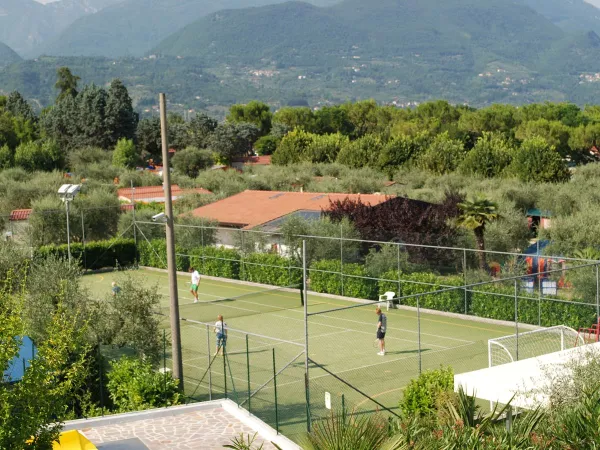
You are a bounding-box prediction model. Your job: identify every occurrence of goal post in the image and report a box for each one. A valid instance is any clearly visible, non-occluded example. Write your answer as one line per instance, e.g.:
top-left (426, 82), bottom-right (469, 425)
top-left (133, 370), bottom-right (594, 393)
top-left (488, 325), bottom-right (584, 368)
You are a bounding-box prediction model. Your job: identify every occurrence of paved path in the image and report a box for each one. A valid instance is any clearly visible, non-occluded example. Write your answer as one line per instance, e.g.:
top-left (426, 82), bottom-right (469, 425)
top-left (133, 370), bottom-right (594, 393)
top-left (81, 407), bottom-right (279, 450)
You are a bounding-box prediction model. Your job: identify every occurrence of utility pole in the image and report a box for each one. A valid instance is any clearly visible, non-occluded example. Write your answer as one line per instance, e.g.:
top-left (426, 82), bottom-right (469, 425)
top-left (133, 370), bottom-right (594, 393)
top-left (160, 93), bottom-right (184, 389)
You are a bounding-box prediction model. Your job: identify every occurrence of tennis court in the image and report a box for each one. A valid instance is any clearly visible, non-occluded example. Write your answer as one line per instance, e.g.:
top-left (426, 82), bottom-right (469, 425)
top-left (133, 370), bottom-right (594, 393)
top-left (82, 268), bottom-right (527, 440)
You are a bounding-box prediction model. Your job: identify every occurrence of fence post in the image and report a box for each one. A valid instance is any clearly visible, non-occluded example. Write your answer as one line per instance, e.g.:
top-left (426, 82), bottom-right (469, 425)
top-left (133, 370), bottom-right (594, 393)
top-left (303, 240), bottom-right (311, 433)
top-left (246, 334), bottom-right (251, 414)
top-left (514, 279), bottom-right (519, 361)
top-left (340, 224), bottom-right (344, 297)
top-left (397, 244), bottom-right (402, 298)
top-left (463, 249), bottom-right (468, 315)
top-left (273, 348), bottom-right (279, 434)
top-left (81, 211), bottom-right (87, 270)
top-left (163, 329), bottom-right (167, 404)
top-left (241, 230), bottom-right (245, 281)
top-left (98, 344), bottom-right (105, 417)
top-left (538, 271), bottom-right (542, 326)
top-left (417, 295), bottom-right (422, 375)
top-left (206, 325), bottom-right (212, 400)
top-left (223, 345), bottom-right (228, 399)
top-left (131, 181), bottom-right (137, 247)
top-left (596, 264), bottom-right (600, 321)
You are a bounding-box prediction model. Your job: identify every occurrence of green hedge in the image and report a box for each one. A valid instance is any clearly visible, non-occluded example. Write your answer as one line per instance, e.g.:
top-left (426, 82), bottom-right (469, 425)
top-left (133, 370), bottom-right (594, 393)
top-left (138, 239), bottom-right (189, 272)
top-left (189, 246), bottom-right (240, 279)
top-left (242, 253), bottom-right (301, 286)
top-left (36, 238), bottom-right (137, 270)
top-left (310, 259), bottom-right (377, 300)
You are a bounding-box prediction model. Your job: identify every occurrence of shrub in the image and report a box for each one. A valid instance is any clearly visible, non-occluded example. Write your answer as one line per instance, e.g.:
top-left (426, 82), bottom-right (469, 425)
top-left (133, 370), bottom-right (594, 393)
top-left (242, 253), bottom-right (301, 286)
top-left (112, 138), bottom-right (139, 168)
top-left (106, 356), bottom-right (181, 412)
top-left (35, 238), bottom-right (137, 270)
top-left (400, 366), bottom-right (454, 418)
top-left (310, 259), bottom-right (377, 300)
top-left (189, 246), bottom-right (241, 279)
top-left (138, 238), bottom-right (189, 271)
top-left (171, 146), bottom-right (214, 177)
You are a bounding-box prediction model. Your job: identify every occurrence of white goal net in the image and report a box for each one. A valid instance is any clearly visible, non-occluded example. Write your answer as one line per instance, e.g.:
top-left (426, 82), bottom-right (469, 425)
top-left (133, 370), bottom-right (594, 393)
top-left (488, 325), bottom-right (584, 368)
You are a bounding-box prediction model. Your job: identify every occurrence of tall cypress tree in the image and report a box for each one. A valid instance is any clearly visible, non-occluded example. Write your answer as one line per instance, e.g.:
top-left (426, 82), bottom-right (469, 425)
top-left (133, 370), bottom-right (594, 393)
top-left (105, 79), bottom-right (139, 148)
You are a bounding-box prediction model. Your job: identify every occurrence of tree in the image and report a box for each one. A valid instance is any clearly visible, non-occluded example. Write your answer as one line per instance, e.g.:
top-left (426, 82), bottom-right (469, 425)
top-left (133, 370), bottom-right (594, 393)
top-left (417, 132), bottom-right (466, 174)
top-left (459, 132), bottom-right (514, 178)
top-left (55, 67), bottom-right (80, 102)
top-left (0, 293), bottom-right (91, 449)
top-left (112, 138), bottom-right (139, 168)
top-left (171, 146), bottom-right (214, 177)
top-left (105, 79), bottom-right (138, 147)
top-left (167, 114), bottom-right (189, 150)
top-left (515, 119), bottom-right (571, 158)
top-left (76, 84), bottom-right (109, 149)
top-left (0, 145), bottom-right (13, 169)
top-left (271, 129), bottom-right (316, 165)
top-left (336, 134), bottom-right (383, 168)
top-left (14, 140), bottom-right (64, 172)
top-left (508, 137), bottom-right (570, 183)
top-left (6, 92), bottom-right (36, 123)
top-left (188, 113), bottom-right (217, 148)
top-left (254, 135), bottom-right (279, 155)
top-left (273, 107), bottom-right (316, 132)
top-left (456, 196), bottom-right (500, 272)
top-left (227, 101), bottom-right (272, 136)
top-left (306, 133), bottom-right (349, 163)
top-left (377, 133), bottom-right (427, 175)
top-left (209, 122), bottom-right (260, 163)
top-left (136, 117), bottom-right (162, 159)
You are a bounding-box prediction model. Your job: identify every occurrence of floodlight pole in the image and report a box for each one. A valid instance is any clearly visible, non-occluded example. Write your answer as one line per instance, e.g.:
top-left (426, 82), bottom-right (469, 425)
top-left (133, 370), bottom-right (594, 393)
top-left (65, 199), bottom-right (71, 263)
top-left (160, 93), bottom-right (184, 389)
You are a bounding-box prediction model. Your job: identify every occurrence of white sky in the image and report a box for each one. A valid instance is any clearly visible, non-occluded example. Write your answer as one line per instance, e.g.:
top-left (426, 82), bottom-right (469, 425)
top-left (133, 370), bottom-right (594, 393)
top-left (585, 0), bottom-right (600, 7)
top-left (33, 0), bottom-right (61, 4)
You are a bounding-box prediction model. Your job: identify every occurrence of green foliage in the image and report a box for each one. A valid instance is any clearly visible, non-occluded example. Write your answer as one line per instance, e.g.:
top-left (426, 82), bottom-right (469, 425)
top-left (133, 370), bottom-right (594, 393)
top-left (400, 366), bottom-right (454, 418)
top-left (336, 134), bottom-right (383, 168)
top-left (106, 356), bottom-right (181, 413)
top-left (224, 433), bottom-right (268, 450)
top-left (55, 67), bottom-right (80, 102)
top-left (417, 132), bottom-right (466, 175)
top-left (112, 138), bottom-right (139, 169)
top-left (171, 146), bottom-right (214, 177)
top-left (0, 144), bottom-right (13, 169)
top-left (254, 135), bottom-right (279, 156)
top-left (35, 238), bottom-right (137, 270)
top-left (272, 129), bottom-right (316, 165)
top-left (14, 140), bottom-right (64, 172)
top-left (459, 132), bottom-right (514, 178)
top-left (309, 259), bottom-right (377, 299)
top-left (138, 238), bottom-right (189, 271)
top-left (508, 136), bottom-right (570, 183)
top-left (228, 101), bottom-right (272, 136)
top-left (304, 406), bottom-right (390, 450)
top-left (189, 246), bottom-right (241, 279)
top-left (242, 253), bottom-right (301, 286)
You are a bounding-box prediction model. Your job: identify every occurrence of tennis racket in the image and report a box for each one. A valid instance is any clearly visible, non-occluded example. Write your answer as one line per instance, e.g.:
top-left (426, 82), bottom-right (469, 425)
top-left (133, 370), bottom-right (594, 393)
top-left (373, 338), bottom-right (380, 349)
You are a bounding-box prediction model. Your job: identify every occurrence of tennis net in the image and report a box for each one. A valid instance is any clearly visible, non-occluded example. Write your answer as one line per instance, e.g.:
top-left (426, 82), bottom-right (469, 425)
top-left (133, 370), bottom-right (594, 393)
top-left (160, 283), bottom-right (303, 323)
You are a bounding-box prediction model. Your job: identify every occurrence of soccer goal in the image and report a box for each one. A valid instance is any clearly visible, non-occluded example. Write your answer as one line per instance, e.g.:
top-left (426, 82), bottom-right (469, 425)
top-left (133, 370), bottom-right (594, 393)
top-left (488, 325), bottom-right (584, 368)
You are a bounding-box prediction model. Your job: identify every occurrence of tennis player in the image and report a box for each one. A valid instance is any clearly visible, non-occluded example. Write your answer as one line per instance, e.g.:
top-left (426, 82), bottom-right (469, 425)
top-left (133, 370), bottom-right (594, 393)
top-left (111, 281), bottom-right (121, 296)
top-left (214, 314), bottom-right (227, 356)
top-left (189, 266), bottom-right (200, 303)
top-left (375, 307), bottom-right (387, 356)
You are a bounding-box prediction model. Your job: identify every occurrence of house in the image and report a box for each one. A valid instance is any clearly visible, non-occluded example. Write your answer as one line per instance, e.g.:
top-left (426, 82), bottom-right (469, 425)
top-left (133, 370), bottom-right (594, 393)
top-left (231, 155), bottom-right (272, 170)
top-left (526, 208), bottom-right (551, 236)
top-left (117, 185), bottom-right (212, 204)
top-left (189, 190), bottom-right (394, 247)
top-left (5, 209), bottom-right (33, 242)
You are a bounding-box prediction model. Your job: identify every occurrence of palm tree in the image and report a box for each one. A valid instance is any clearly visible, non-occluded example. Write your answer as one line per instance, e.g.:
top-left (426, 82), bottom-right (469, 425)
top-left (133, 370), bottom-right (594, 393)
top-left (456, 196), bottom-right (500, 272)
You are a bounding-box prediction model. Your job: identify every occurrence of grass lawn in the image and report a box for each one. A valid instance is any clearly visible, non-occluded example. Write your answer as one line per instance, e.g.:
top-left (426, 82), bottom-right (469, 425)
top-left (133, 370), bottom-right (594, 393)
top-left (82, 268), bottom-right (526, 440)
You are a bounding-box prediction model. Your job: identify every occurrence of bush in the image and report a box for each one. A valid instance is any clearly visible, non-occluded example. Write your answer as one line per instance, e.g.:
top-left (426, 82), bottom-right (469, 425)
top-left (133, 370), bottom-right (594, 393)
top-left (242, 253), bottom-right (301, 286)
top-left (400, 366), bottom-right (454, 418)
top-left (35, 238), bottom-right (137, 270)
top-left (137, 238), bottom-right (189, 271)
top-left (171, 146), bottom-right (214, 177)
top-left (310, 259), bottom-right (377, 300)
top-left (106, 356), bottom-right (181, 412)
top-left (112, 138), bottom-right (139, 168)
top-left (188, 246), bottom-right (241, 279)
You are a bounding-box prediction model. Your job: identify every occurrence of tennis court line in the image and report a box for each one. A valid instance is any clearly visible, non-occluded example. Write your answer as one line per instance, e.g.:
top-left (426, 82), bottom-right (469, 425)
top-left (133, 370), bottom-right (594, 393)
top-left (182, 360), bottom-right (263, 388)
top-left (272, 341), bottom-right (478, 390)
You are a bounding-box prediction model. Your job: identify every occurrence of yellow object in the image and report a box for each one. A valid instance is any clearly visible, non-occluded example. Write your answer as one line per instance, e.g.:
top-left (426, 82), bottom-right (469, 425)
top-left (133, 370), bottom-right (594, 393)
top-left (52, 430), bottom-right (97, 450)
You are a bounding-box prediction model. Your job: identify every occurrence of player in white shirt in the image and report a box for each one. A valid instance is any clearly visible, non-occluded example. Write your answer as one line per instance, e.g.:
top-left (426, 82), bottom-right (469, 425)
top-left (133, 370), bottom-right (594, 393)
top-left (214, 314), bottom-right (227, 355)
top-left (188, 266), bottom-right (201, 303)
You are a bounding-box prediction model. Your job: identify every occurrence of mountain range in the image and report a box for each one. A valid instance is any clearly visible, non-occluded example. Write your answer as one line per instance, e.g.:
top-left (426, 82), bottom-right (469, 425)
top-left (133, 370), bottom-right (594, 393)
top-left (4, 0), bottom-right (600, 110)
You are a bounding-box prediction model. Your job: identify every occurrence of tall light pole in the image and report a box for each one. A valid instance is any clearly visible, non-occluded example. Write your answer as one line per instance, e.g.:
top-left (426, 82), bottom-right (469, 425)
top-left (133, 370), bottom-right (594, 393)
top-left (159, 93), bottom-right (184, 389)
top-left (58, 184), bottom-right (81, 263)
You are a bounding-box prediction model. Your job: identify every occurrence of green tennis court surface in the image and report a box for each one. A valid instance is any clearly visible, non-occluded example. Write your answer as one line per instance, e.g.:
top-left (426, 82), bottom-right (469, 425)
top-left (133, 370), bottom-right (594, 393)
top-left (82, 268), bottom-right (522, 440)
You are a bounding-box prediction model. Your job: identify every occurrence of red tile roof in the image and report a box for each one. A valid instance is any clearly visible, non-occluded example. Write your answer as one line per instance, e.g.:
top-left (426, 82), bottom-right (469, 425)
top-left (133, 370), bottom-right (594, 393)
top-left (117, 185), bottom-right (212, 203)
top-left (232, 155), bottom-right (272, 165)
top-left (10, 209), bottom-right (32, 221)
top-left (190, 190), bottom-right (393, 229)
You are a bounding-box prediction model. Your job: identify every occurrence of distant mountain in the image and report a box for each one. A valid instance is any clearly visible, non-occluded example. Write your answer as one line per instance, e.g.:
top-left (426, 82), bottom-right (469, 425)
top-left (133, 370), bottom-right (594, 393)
top-left (0, 0), bottom-right (121, 57)
top-left (520, 0), bottom-right (600, 35)
top-left (0, 42), bottom-right (22, 68)
top-left (41, 0), bottom-right (341, 58)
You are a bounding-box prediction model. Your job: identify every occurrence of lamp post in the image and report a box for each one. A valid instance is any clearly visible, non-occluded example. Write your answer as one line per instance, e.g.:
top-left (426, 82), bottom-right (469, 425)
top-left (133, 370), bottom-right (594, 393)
top-left (58, 184), bottom-right (81, 263)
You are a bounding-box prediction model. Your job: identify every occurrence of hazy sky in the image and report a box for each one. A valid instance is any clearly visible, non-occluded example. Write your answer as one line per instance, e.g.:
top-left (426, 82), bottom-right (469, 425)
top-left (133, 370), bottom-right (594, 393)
top-left (33, 0), bottom-right (60, 4)
top-left (585, 0), bottom-right (600, 7)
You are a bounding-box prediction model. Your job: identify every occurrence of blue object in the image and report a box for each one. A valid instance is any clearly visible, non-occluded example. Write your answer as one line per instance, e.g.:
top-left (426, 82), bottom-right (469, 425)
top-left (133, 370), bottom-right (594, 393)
top-left (3, 336), bottom-right (36, 383)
